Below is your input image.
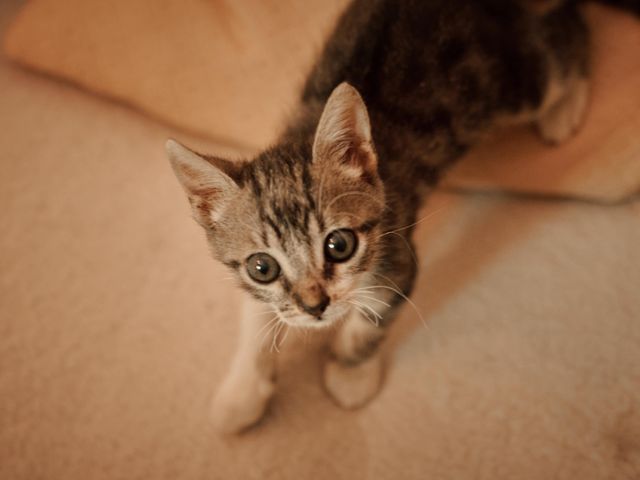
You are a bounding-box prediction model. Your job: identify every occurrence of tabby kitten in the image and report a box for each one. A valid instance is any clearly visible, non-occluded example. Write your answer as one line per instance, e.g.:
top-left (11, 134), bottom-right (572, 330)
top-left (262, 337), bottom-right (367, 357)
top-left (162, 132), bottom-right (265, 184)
top-left (166, 0), bottom-right (635, 433)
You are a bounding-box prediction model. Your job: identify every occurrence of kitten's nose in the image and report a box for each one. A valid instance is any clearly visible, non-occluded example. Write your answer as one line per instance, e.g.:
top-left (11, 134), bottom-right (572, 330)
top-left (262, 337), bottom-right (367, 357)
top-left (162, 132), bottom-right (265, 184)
top-left (295, 282), bottom-right (330, 319)
top-left (301, 294), bottom-right (330, 319)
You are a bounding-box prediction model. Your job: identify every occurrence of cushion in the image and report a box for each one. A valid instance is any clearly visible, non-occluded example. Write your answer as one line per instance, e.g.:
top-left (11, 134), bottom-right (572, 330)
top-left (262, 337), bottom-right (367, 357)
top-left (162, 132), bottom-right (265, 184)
top-left (4, 0), bottom-right (640, 202)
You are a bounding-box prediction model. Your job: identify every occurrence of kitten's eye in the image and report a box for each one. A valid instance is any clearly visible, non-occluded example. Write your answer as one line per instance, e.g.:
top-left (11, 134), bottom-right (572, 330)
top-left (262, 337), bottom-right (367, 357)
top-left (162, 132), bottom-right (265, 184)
top-left (324, 229), bottom-right (358, 263)
top-left (246, 253), bottom-right (280, 284)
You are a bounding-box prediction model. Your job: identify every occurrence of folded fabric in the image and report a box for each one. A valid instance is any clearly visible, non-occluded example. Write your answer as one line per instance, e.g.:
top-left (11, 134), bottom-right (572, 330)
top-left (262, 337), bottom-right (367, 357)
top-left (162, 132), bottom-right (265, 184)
top-left (4, 0), bottom-right (640, 202)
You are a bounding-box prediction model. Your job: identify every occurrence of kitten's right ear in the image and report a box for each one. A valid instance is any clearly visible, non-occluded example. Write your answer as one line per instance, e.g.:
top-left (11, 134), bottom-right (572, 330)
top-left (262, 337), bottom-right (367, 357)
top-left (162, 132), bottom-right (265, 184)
top-left (312, 82), bottom-right (377, 179)
top-left (166, 139), bottom-right (239, 229)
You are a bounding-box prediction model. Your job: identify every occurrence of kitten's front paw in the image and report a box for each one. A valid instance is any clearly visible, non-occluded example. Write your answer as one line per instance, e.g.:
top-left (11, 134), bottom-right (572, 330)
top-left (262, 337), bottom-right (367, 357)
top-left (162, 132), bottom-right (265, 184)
top-left (323, 354), bottom-right (383, 409)
top-left (210, 372), bottom-right (275, 434)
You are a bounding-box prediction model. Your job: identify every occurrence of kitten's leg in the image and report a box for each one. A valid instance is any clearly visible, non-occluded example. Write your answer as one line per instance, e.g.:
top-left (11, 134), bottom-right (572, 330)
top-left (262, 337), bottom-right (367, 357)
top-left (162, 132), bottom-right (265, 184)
top-left (324, 309), bottom-right (386, 409)
top-left (210, 297), bottom-right (279, 433)
top-left (324, 233), bottom-right (419, 409)
top-left (536, 75), bottom-right (590, 144)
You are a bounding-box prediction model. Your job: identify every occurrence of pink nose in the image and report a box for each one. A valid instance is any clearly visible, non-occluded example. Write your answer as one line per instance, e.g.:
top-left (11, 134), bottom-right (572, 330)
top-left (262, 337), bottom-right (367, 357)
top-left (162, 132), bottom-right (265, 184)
top-left (300, 294), bottom-right (330, 318)
top-left (294, 282), bottom-right (330, 319)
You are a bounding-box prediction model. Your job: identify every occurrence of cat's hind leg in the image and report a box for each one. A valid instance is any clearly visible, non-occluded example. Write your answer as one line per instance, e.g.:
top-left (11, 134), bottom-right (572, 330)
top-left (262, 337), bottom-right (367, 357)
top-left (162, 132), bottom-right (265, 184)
top-left (536, 74), bottom-right (590, 144)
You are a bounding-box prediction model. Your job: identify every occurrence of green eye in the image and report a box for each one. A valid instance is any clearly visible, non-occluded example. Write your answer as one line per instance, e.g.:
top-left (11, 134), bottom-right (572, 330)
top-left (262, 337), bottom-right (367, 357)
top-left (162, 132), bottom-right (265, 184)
top-left (324, 229), bottom-right (358, 262)
top-left (246, 253), bottom-right (281, 284)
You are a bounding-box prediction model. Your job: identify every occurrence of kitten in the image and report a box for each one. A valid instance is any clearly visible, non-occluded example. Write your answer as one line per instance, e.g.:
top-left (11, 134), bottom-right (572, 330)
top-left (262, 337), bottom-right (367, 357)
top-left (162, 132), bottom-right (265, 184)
top-left (166, 0), bottom-right (638, 433)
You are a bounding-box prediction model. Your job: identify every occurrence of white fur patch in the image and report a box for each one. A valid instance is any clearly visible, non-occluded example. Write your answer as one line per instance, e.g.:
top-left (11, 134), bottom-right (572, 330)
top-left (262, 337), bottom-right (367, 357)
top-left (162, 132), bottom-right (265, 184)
top-left (210, 366), bottom-right (274, 434)
top-left (324, 353), bottom-right (383, 409)
top-left (332, 308), bottom-right (383, 359)
top-left (210, 297), bottom-right (277, 433)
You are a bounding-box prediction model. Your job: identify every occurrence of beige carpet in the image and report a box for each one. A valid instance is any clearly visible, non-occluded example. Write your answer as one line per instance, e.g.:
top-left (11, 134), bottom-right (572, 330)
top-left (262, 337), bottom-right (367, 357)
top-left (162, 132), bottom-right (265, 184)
top-left (1, 1), bottom-right (640, 479)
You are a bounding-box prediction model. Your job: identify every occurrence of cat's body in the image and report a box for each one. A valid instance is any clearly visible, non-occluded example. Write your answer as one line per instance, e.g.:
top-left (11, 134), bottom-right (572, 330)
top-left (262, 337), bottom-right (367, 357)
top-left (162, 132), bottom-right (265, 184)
top-left (166, 0), bottom-right (638, 433)
top-left (277, 0), bottom-right (590, 319)
top-left (299, 0), bottom-right (588, 165)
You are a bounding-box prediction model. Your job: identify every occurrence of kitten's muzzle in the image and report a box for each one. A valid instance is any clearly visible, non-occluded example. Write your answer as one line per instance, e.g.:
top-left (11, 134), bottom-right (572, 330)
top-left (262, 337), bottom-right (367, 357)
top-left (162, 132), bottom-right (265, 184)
top-left (300, 295), bottom-right (330, 319)
top-left (293, 283), bottom-right (331, 320)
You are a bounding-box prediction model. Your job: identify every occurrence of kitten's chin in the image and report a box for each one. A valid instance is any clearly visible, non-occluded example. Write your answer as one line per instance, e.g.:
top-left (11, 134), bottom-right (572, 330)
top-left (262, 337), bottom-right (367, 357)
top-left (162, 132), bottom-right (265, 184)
top-left (291, 320), bottom-right (337, 330)
top-left (283, 304), bottom-right (352, 330)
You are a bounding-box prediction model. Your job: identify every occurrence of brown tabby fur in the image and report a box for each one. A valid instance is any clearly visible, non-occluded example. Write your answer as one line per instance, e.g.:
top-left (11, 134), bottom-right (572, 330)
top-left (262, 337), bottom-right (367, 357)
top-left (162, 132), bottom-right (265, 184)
top-left (166, 0), bottom-right (640, 431)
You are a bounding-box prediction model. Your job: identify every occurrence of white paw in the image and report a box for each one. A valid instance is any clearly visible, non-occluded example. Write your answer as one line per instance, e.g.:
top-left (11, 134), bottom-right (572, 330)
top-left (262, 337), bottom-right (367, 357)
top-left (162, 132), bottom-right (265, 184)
top-left (323, 354), bottom-right (383, 409)
top-left (210, 372), bottom-right (275, 434)
top-left (537, 78), bottom-right (589, 144)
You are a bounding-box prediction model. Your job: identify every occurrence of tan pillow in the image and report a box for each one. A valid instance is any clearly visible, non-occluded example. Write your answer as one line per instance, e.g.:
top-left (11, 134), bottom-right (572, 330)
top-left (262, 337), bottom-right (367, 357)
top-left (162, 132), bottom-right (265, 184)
top-left (4, 0), bottom-right (348, 147)
top-left (4, 1), bottom-right (640, 202)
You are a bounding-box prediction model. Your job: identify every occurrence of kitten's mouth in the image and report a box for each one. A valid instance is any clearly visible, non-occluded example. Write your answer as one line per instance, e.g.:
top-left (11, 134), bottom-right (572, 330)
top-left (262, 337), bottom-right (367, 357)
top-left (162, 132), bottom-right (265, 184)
top-left (281, 302), bottom-right (351, 329)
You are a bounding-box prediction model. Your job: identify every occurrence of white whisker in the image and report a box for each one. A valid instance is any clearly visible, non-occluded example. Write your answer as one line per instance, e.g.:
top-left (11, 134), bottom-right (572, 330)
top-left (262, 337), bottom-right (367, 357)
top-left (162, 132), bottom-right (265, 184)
top-left (348, 302), bottom-right (378, 327)
top-left (370, 271), bottom-right (403, 292)
top-left (278, 324), bottom-right (290, 348)
top-left (271, 321), bottom-right (286, 353)
top-left (355, 294), bottom-right (391, 308)
top-left (349, 299), bottom-right (381, 326)
top-left (325, 191), bottom-right (385, 214)
top-left (260, 317), bottom-right (282, 350)
top-left (354, 284), bottom-right (428, 329)
top-left (254, 315), bottom-right (279, 340)
top-left (377, 205), bottom-right (447, 239)
top-left (351, 299), bottom-right (382, 320)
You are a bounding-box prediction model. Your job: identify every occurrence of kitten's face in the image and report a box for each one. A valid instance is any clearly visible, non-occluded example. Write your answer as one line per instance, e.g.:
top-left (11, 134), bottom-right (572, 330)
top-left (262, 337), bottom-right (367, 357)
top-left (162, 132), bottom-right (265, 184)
top-left (212, 147), bottom-right (383, 328)
top-left (168, 83), bottom-right (383, 328)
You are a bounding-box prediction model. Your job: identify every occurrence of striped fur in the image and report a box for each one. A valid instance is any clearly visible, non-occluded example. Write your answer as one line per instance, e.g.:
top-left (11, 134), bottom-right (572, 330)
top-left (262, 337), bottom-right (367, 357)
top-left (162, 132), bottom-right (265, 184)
top-left (164, 0), bottom-right (637, 428)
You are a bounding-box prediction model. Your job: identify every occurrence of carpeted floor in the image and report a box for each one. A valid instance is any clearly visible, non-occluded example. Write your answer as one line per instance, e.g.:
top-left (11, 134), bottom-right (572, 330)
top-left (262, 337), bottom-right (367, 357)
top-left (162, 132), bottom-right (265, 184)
top-left (1, 1), bottom-right (639, 479)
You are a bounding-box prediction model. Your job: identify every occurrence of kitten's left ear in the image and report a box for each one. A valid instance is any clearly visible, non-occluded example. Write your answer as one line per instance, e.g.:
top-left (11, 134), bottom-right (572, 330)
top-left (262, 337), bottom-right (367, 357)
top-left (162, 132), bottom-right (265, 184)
top-left (312, 82), bottom-right (377, 178)
top-left (166, 139), bottom-right (240, 229)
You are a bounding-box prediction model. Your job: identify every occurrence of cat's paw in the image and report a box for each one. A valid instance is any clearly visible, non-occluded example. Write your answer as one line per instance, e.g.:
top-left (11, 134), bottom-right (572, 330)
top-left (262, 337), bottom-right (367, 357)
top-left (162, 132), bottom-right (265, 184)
top-left (323, 354), bottom-right (383, 409)
top-left (537, 78), bottom-right (589, 144)
top-left (210, 371), bottom-right (275, 434)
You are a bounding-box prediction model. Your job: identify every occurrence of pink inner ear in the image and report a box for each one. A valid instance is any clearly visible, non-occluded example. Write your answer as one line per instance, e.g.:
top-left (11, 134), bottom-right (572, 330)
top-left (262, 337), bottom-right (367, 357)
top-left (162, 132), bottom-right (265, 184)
top-left (344, 142), bottom-right (377, 171)
top-left (336, 144), bottom-right (378, 185)
top-left (187, 195), bottom-right (216, 229)
top-left (191, 186), bottom-right (220, 199)
top-left (343, 145), bottom-right (364, 169)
